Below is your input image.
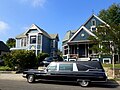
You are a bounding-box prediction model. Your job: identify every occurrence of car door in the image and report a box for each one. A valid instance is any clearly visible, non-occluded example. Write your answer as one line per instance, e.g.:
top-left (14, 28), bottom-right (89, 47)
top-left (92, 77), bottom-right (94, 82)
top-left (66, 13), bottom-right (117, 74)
top-left (55, 63), bottom-right (75, 81)
top-left (44, 62), bottom-right (58, 80)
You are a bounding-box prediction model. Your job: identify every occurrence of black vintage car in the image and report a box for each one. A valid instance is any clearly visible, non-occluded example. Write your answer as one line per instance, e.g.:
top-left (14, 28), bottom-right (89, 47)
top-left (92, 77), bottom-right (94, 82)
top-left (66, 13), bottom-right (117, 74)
top-left (23, 61), bottom-right (107, 87)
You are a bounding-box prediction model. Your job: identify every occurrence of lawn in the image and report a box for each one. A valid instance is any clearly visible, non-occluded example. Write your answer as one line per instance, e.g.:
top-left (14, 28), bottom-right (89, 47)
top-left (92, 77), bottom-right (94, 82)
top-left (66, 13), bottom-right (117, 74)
top-left (102, 64), bottom-right (120, 68)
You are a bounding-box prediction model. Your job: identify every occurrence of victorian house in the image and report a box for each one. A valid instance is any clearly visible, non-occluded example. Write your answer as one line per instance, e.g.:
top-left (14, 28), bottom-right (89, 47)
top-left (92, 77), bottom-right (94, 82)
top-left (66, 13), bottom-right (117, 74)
top-left (62, 14), bottom-right (113, 63)
top-left (11, 24), bottom-right (59, 57)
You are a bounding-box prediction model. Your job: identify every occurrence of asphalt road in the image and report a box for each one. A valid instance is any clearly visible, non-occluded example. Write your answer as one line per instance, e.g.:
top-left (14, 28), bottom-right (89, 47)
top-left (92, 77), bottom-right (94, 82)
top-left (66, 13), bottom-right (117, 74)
top-left (0, 79), bottom-right (120, 90)
top-left (0, 74), bottom-right (120, 90)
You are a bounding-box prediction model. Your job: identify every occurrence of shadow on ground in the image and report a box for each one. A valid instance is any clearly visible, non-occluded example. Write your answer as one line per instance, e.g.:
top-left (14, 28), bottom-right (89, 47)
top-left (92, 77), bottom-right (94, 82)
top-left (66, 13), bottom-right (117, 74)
top-left (32, 79), bottom-right (119, 88)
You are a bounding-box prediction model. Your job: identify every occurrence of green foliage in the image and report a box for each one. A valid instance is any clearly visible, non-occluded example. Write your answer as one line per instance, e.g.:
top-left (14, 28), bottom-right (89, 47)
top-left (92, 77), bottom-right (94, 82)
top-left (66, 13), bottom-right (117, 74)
top-left (102, 64), bottom-right (120, 68)
top-left (89, 3), bottom-right (120, 56)
top-left (98, 3), bottom-right (120, 25)
top-left (36, 53), bottom-right (49, 65)
top-left (6, 38), bottom-right (16, 48)
top-left (0, 66), bottom-right (12, 71)
top-left (2, 50), bottom-right (36, 70)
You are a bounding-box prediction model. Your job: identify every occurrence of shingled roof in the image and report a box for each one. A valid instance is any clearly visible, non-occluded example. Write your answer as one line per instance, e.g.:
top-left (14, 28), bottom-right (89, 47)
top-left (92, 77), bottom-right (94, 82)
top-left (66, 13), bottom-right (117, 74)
top-left (16, 24), bottom-right (51, 39)
top-left (62, 30), bottom-right (77, 42)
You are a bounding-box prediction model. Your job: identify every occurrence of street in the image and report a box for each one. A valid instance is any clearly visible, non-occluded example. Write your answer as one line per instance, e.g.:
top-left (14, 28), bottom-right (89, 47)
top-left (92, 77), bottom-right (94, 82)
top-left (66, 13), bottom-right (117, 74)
top-left (0, 79), bottom-right (120, 90)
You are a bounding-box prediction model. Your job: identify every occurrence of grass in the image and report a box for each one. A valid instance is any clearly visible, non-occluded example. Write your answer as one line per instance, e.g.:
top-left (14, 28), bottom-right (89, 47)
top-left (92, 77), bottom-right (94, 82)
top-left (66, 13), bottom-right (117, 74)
top-left (102, 64), bottom-right (120, 68)
top-left (0, 66), bottom-right (12, 71)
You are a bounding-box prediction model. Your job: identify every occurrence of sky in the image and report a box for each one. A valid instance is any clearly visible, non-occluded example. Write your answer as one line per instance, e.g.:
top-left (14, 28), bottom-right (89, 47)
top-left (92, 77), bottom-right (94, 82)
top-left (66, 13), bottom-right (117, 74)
top-left (0, 0), bottom-right (119, 49)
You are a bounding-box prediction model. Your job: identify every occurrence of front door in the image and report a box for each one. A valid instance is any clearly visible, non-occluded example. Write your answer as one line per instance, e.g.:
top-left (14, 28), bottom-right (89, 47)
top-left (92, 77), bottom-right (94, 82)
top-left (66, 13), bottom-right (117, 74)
top-left (79, 44), bottom-right (85, 57)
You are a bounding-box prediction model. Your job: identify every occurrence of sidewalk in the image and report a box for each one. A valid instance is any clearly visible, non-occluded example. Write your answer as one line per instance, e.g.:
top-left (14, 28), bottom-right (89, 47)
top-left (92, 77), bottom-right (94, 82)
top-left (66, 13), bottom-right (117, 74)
top-left (0, 73), bottom-right (25, 81)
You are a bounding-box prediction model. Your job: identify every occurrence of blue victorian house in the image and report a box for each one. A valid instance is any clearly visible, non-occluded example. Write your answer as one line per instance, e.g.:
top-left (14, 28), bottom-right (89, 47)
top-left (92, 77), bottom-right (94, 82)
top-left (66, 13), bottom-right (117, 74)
top-left (11, 24), bottom-right (59, 57)
top-left (62, 14), bottom-right (113, 63)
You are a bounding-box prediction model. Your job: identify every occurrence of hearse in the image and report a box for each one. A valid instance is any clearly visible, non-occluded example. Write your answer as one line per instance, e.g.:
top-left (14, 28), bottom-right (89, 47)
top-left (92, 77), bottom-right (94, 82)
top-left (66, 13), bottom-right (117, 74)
top-left (23, 61), bottom-right (107, 87)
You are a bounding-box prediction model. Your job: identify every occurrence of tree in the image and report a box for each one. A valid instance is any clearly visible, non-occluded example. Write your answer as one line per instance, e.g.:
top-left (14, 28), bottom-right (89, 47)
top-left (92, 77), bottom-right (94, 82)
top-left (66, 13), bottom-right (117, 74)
top-left (98, 3), bottom-right (120, 25)
top-left (89, 3), bottom-right (120, 56)
top-left (6, 38), bottom-right (16, 48)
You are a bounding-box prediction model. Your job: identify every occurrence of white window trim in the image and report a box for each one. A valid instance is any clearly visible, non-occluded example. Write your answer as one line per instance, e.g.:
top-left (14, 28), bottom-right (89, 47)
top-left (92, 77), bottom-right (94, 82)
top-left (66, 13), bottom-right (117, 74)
top-left (103, 58), bottom-right (111, 64)
top-left (90, 26), bottom-right (96, 31)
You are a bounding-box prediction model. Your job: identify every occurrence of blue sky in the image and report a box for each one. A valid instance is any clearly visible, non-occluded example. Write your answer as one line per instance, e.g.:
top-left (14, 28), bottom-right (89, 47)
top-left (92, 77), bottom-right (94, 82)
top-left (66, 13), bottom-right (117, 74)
top-left (0, 0), bottom-right (119, 49)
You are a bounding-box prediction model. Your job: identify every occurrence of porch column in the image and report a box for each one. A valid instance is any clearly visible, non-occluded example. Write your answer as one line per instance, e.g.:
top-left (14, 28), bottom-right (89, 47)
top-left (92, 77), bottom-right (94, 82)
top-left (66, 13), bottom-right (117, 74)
top-left (88, 44), bottom-right (89, 57)
top-left (36, 34), bottom-right (38, 56)
top-left (77, 44), bottom-right (79, 58)
top-left (68, 44), bottom-right (70, 58)
top-left (85, 44), bottom-right (87, 57)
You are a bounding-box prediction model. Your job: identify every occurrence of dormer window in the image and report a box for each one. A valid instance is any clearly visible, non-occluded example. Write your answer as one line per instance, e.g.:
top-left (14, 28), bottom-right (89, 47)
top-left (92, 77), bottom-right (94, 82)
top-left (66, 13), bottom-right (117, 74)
top-left (91, 19), bottom-right (96, 26)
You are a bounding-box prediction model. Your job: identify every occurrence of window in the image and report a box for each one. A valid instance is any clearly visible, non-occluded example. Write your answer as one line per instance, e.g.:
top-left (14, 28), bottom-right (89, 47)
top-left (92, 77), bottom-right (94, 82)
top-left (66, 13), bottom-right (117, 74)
top-left (47, 63), bottom-right (57, 71)
top-left (38, 35), bottom-right (41, 44)
top-left (30, 36), bottom-right (36, 44)
top-left (59, 64), bottom-right (73, 71)
top-left (91, 19), bottom-right (96, 26)
top-left (91, 26), bottom-right (96, 31)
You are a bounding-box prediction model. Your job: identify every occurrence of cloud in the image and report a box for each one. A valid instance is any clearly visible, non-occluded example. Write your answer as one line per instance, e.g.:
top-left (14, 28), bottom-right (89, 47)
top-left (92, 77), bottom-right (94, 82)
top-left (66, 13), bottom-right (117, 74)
top-left (21, 0), bottom-right (46, 7)
top-left (0, 21), bottom-right (9, 34)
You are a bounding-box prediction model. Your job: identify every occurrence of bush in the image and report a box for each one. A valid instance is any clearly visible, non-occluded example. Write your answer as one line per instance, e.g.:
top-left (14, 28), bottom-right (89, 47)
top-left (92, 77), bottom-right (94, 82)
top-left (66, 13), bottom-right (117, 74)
top-left (0, 66), bottom-right (12, 71)
top-left (2, 50), bottom-right (37, 71)
top-left (36, 53), bottom-right (49, 66)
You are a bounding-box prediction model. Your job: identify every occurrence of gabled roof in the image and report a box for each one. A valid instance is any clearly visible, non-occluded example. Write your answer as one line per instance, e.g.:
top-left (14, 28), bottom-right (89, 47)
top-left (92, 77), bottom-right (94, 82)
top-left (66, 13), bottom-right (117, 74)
top-left (16, 24), bottom-right (51, 39)
top-left (24, 24), bottom-right (51, 38)
top-left (68, 26), bottom-right (97, 42)
top-left (83, 14), bottom-right (109, 26)
top-left (16, 32), bottom-right (26, 39)
top-left (62, 30), bottom-right (77, 42)
top-left (0, 41), bottom-right (10, 52)
top-left (49, 34), bottom-right (59, 41)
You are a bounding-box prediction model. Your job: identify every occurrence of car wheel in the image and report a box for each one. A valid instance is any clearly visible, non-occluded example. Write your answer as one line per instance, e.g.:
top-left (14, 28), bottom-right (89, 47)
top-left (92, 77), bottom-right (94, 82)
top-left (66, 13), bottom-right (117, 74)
top-left (78, 80), bottom-right (89, 87)
top-left (27, 75), bottom-right (35, 83)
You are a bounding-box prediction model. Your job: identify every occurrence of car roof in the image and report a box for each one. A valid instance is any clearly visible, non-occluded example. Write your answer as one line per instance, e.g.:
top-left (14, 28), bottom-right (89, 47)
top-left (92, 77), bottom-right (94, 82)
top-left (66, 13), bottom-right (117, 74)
top-left (50, 61), bottom-right (103, 69)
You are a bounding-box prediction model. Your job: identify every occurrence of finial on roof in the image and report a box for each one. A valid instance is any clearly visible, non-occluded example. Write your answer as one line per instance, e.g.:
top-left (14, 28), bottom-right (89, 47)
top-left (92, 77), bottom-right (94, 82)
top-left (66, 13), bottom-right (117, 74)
top-left (92, 9), bottom-right (94, 15)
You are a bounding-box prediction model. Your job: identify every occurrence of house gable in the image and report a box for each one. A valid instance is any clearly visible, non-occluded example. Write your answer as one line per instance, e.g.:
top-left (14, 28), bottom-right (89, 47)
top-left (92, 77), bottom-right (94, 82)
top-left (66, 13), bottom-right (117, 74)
top-left (68, 26), bottom-right (96, 42)
top-left (25, 24), bottom-right (51, 38)
top-left (84, 14), bottom-right (107, 30)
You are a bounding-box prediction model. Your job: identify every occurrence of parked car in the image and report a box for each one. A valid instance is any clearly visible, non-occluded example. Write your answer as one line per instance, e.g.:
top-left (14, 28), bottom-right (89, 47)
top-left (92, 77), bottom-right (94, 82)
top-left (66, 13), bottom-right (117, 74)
top-left (42, 57), bottom-right (53, 66)
top-left (23, 61), bottom-right (107, 87)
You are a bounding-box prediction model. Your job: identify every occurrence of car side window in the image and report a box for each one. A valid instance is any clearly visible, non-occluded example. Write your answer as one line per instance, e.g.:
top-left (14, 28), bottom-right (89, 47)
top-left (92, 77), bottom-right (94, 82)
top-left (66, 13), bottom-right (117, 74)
top-left (47, 64), bottom-right (57, 71)
top-left (59, 64), bottom-right (73, 71)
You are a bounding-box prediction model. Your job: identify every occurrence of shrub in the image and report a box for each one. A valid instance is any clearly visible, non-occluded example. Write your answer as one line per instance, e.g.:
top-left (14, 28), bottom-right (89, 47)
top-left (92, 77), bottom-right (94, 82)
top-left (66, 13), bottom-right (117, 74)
top-left (36, 53), bottom-right (49, 66)
top-left (0, 66), bottom-right (12, 71)
top-left (2, 50), bottom-right (37, 71)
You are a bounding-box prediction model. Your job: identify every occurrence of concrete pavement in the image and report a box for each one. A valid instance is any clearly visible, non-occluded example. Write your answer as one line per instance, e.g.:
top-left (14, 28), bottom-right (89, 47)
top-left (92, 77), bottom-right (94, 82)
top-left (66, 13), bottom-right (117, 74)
top-left (0, 73), bottom-right (25, 81)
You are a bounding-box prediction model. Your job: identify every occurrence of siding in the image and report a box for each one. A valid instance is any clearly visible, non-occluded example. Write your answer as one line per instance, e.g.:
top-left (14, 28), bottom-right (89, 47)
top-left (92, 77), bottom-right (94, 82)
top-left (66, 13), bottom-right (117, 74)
top-left (72, 28), bottom-right (90, 41)
top-left (42, 35), bottom-right (51, 55)
top-left (84, 16), bottom-right (103, 30)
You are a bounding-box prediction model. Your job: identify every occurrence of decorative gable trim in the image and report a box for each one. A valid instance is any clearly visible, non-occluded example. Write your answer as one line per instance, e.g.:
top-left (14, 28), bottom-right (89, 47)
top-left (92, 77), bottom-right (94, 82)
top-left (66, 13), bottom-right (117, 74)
top-left (83, 14), bottom-right (109, 26)
top-left (24, 24), bottom-right (42, 35)
top-left (68, 26), bottom-right (97, 42)
top-left (24, 24), bottom-right (51, 38)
